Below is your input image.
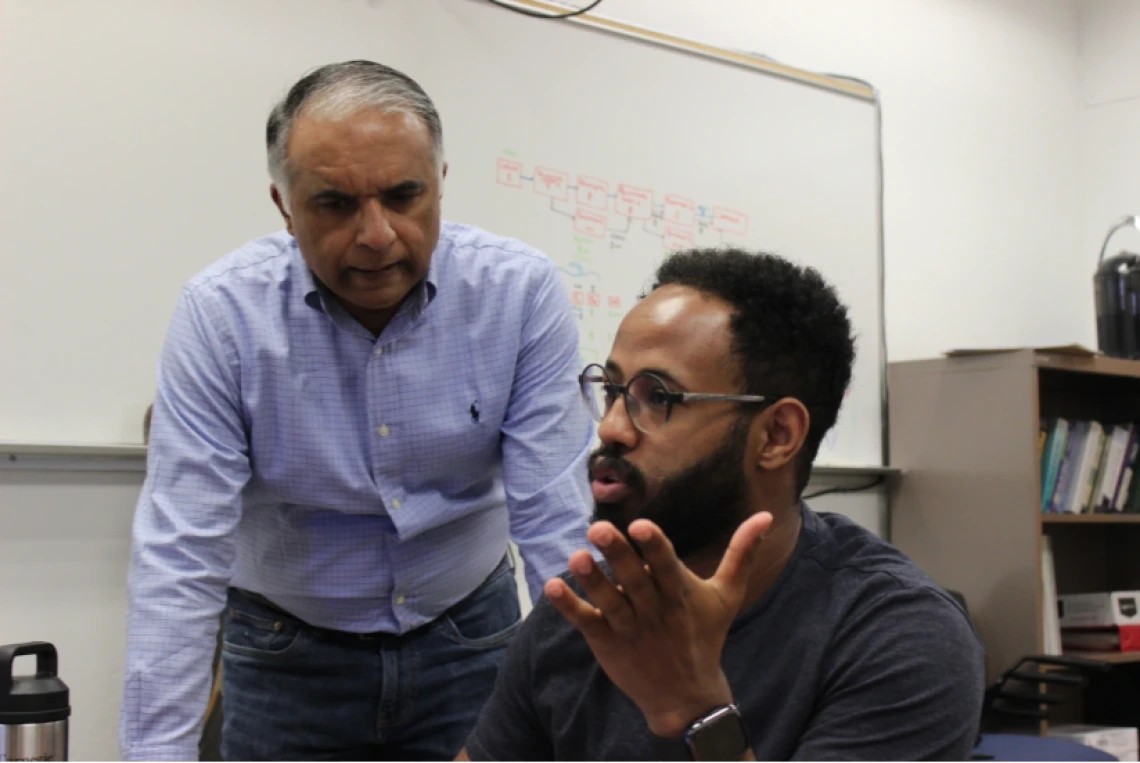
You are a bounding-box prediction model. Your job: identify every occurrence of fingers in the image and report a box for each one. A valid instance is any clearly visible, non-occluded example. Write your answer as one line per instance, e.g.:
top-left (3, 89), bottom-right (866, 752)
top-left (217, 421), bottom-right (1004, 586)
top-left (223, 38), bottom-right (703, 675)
top-left (544, 576), bottom-right (608, 635)
top-left (628, 519), bottom-right (688, 596)
top-left (715, 512), bottom-right (773, 595)
top-left (555, 513), bottom-right (772, 640)
top-left (588, 522), bottom-right (659, 612)
top-left (567, 548), bottom-right (637, 632)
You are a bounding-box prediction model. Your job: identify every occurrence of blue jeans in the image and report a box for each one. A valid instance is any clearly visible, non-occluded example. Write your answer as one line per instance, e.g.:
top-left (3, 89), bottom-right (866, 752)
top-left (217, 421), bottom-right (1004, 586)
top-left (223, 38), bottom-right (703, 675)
top-left (220, 556), bottom-right (520, 761)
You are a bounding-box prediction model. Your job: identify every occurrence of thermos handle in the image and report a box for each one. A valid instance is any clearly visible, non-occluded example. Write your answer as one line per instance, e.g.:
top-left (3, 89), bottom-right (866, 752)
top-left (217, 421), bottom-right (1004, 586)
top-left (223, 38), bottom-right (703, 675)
top-left (1098, 215), bottom-right (1140, 265)
top-left (0, 642), bottom-right (59, 697)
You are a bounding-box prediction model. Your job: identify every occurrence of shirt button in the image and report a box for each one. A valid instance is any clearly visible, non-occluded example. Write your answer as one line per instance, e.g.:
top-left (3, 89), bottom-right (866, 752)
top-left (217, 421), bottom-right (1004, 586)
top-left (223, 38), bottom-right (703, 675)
top-left (377, 425), bottom-right (390, 437)
top-left (391, 499), bottom-right (402, 510)
top-left (395, 595), bottom-right (406, 606)
top-left (374, 347), bottom-right (383, 356)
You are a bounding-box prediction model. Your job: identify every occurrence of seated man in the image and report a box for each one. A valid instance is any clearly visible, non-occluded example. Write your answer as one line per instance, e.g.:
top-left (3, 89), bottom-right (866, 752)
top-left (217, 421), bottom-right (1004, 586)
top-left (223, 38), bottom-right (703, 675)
top-left (461, 248), bottom-right (985, 761)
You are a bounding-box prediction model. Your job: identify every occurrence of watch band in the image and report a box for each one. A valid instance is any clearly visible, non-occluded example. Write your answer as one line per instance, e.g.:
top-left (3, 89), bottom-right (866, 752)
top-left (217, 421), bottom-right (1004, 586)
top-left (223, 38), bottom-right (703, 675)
top-left (648, 734), bottom-right (691, 761)
top-left (648, 704), bottom-right (750, 761)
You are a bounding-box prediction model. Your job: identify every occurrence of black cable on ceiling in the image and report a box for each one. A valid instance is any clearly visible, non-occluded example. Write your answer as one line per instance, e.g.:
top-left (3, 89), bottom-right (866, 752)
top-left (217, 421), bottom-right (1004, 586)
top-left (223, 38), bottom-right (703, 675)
top-left (485, 0), bottom-right (604, 20)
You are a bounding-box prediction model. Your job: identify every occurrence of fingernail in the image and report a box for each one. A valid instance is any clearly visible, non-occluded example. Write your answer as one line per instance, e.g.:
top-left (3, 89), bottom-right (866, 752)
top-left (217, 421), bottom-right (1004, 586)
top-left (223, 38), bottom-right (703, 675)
top-left (571, 556), bottom-right (593, 575)
top-left (594, 531), bottom-right (612, 548)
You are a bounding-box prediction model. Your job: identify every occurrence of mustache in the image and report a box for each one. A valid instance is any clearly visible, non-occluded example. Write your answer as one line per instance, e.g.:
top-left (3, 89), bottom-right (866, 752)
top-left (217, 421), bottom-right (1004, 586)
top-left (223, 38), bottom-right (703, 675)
top-left (588, 446), bottom-right (648, 496)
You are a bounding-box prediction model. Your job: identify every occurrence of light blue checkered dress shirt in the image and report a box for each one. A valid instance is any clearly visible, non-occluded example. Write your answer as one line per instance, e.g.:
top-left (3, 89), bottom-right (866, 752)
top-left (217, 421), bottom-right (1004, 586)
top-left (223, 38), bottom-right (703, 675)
top-left (120, 221), bottom-right (594, 760)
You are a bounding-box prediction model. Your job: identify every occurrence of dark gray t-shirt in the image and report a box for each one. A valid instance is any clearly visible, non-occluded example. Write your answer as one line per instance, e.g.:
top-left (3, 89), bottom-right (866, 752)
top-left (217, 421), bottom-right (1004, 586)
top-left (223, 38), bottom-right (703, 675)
top-left (466, 506), bottom-right (985, 761)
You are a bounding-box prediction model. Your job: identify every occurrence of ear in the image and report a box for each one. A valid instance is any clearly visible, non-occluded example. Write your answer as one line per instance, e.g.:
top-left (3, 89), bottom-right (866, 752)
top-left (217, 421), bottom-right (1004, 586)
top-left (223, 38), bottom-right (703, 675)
top-left (270, 184), bottom-right (295, 236)
top-left (750, 398), bottom-right (810, 472)
top-left (440, 161), bottom-right (449, 198)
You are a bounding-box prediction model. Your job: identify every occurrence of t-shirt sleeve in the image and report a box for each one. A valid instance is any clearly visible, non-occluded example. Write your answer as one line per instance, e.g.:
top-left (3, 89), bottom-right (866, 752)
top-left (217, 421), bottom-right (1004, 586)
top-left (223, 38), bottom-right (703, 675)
top-left (791, 586), bottom-right (985, 761)
top-left (464, 608), bottom-right (554, 761)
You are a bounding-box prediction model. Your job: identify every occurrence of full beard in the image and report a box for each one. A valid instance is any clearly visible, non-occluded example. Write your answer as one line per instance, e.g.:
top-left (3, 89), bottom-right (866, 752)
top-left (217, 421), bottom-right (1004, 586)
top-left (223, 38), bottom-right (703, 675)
top-left (591, 419), bottom-right (753, 560)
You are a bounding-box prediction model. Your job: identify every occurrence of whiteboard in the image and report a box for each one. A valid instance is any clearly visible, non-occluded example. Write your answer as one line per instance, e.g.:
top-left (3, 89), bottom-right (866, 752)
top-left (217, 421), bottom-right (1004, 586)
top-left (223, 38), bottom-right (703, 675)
top-left (0, 0), bottom-right (884, 467)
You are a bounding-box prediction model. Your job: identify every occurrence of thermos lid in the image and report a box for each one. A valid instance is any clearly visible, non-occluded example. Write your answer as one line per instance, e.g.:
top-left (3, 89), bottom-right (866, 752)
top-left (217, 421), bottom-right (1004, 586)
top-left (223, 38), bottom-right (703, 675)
top-left (1099, 250), bottom-right (1140, 273)
top-left (0, 642), bottom-right (70, 724)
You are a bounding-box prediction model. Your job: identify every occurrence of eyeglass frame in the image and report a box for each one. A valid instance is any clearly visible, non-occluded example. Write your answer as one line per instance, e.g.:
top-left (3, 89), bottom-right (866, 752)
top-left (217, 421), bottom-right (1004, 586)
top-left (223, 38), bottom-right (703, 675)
top-left (578, 362), bottom-right (772, 433)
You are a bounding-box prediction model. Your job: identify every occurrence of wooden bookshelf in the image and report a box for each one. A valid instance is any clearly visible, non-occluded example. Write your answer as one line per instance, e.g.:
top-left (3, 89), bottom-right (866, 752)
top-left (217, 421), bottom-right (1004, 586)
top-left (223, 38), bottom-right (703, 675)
top-left (1065, 651), bottom-right (1140, 665)
top-left (1032, 349), bottom-right (1140, 380)
top-left (889, 349), bottom-right (1140, 685)
top-left (1042, 514), bottom-right (1140, 524)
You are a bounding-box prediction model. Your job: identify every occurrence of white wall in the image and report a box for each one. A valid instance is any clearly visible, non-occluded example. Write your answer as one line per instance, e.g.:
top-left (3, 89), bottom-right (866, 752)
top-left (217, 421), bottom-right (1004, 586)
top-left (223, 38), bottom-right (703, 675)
top-left (0, 470), bottom-right (139, 762)
top-left (1079, 0), bottom-right (1140, 269)
top-left (1, 1), bottom-right (1093, 760)
top-left (597, 0), bottom-right (1087, 360)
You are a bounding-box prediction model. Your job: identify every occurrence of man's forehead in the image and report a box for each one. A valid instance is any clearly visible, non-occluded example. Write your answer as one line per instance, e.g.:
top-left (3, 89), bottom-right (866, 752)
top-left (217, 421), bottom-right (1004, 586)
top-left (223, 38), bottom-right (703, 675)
top-left (289, 110), bottom-right (432, 166)
top-left (609, 285), bottom-right (736, 384)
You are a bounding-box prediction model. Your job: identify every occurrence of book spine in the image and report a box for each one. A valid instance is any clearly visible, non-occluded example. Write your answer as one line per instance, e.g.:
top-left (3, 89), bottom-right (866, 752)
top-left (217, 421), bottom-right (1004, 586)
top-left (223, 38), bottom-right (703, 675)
top-left (1068, 422), bottom-right (1103, 514)
top-left (1092, 426), bottom-right (1123, 512)
top-left (1042, 419), bottom-right (1070, 513)
top-left (1103, 425), bottom-right (1135, 511)
top-left (1051, 422), bottom-right (1085, 514)
top-left (1116, 426), bottom-right (1140, 511)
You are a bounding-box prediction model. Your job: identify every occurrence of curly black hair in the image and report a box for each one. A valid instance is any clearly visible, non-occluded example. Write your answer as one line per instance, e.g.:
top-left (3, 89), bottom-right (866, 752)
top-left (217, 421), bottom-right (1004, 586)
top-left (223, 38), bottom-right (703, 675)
top-left (651, 248), bottom-right (855, 494)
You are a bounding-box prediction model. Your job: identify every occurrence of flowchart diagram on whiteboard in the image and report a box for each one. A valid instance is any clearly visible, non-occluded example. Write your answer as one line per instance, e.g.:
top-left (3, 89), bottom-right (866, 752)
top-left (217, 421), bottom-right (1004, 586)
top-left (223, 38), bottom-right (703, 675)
top-left (493, 153), bottom-right (752, 364)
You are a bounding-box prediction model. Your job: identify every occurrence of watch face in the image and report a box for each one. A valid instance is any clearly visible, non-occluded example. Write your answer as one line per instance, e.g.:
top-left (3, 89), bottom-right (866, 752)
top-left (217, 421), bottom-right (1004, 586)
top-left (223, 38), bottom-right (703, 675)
top-left (686, 706), bottom-right (750, 761)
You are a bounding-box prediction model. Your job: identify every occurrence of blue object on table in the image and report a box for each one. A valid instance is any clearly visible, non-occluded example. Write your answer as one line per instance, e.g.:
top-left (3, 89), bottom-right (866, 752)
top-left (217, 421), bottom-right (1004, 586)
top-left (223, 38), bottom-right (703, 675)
top-left (972, 733), bottom-right (1117, 761)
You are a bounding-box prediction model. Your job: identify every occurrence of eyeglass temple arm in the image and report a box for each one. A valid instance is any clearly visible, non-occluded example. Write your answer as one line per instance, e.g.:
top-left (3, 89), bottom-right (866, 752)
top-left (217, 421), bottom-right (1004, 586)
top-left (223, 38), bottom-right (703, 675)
top-left (677, 393), bottom-right (768, 403)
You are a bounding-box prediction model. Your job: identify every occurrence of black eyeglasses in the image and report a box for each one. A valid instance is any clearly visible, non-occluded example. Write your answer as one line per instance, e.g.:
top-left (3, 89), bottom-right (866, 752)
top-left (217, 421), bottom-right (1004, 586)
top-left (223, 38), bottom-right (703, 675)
top-left (578, 363), bottom-right (769, 434)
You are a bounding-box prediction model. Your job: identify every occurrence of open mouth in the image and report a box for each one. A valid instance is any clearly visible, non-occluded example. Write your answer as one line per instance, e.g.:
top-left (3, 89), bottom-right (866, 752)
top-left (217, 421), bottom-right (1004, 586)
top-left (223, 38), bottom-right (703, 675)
top-left (590, 460), bottom-right (634, 504)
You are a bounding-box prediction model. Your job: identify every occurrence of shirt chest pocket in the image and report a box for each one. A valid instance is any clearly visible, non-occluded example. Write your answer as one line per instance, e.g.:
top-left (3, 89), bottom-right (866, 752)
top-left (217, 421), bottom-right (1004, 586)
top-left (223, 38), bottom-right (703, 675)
top-left (386, 368), bottom-right (510, 484)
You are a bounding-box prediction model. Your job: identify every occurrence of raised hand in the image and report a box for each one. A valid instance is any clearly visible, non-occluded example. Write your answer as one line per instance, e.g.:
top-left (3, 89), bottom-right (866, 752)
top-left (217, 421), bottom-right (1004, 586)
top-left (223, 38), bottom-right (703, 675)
top-left (545, 512), bottom-right (772, 738)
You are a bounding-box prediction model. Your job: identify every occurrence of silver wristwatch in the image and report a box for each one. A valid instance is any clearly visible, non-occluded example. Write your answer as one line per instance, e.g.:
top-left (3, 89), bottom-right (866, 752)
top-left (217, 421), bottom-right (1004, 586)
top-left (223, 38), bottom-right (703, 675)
top-left (683, 703), bottom-right (750, 761)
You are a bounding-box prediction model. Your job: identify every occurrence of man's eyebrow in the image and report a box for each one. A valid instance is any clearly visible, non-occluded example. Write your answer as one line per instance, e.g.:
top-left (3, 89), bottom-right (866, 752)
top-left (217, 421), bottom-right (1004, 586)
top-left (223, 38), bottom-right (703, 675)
top-left (640, 367), bottom-right (688, 390)
top-left (604, 360), bottom-right (688, 390)
top-left (309, 189), bottom-right (354, 202)
top-left (308, 181), bottom-right (426, 201)
top-left (382, 180), bottom-right (427, 195)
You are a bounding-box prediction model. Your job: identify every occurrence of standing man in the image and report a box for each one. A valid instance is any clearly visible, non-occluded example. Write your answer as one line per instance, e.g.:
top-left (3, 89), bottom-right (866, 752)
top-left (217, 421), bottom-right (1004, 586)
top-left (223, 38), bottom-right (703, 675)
top-left (120, 61), bottom-right (593, 760)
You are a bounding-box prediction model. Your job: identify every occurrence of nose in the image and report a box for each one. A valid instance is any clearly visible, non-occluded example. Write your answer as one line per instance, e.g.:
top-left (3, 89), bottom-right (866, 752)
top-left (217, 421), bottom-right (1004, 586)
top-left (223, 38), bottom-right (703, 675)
top-left (357, 198), bottom-right (397, 251)
top-left (597, 393), bottom-right (639, 449)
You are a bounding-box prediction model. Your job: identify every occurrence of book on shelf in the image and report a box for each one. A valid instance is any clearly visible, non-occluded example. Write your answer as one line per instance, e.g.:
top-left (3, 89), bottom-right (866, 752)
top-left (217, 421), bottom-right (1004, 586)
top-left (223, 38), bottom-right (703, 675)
top-left (1097, 424), bottom-right (1135, 511)
top-left (1058, 591), bottom-right (1140, 628)
top-left (1041, 418), bottom-right (1140, 514)
top-left (1115, 428), bottom-right (1140, 512)
top-left (1061, 624), bottom-right (1140, 653)
top-left (1070, 421), bottom-right (1105, 514)
top-left (1041, 418), bottom-right (1069, 512)
top-left (1048, 420), bottom-right (1086, 513)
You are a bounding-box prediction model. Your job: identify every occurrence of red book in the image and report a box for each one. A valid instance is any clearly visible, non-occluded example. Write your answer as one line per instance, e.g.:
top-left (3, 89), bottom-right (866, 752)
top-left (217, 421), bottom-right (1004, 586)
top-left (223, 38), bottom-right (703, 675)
top-left (1062, 624), bottom-right (1140, 652)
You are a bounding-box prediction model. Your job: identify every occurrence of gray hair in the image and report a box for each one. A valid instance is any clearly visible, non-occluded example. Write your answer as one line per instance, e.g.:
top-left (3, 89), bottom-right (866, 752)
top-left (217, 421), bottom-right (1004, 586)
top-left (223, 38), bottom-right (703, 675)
top-left (266, 61), bottom-right (444, 207)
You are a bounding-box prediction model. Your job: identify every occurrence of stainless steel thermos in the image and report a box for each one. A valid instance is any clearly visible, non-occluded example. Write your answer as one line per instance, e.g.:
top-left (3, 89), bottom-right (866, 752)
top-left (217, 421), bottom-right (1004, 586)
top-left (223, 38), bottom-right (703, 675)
top-left (0, 643), bottom-right (69, 761)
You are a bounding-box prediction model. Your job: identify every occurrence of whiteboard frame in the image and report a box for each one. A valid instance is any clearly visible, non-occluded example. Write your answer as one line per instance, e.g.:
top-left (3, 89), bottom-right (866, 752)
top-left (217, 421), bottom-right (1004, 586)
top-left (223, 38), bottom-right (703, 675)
top-left (493, 0), bottom-right (876, 100)
top-left (488, 0), bottom-right (889, 469)
top-left (0, 441), bottom-right (900, 477)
